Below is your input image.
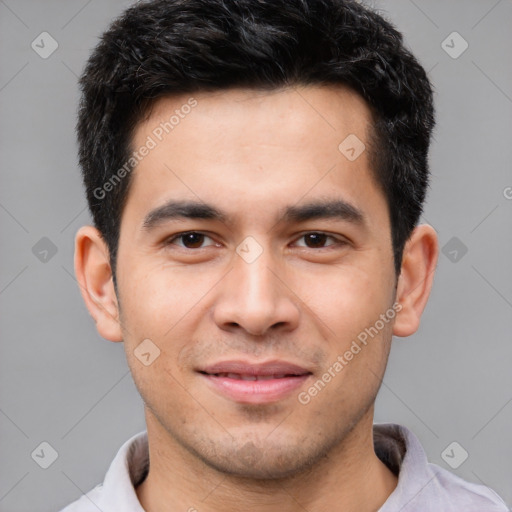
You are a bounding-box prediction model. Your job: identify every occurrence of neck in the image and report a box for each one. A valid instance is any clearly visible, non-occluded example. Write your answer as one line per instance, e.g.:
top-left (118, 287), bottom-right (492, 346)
top-left (136, 408), bottom-right (398, 512)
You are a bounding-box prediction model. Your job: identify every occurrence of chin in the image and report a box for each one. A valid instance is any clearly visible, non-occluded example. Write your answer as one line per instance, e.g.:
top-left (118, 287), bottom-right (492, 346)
top-left (194, 439), bottom-right (326, 481)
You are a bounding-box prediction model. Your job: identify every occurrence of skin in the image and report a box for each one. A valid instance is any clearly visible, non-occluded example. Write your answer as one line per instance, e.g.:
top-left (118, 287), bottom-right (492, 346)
top-left (75, 85), bottom-right (438, 512)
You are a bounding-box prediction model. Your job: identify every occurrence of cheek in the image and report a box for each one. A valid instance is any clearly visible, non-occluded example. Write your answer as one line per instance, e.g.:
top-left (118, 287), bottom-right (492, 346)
top-left (118, 259), bottom-right (203, 335)
top-left (117, 266), bottom-right (197, 404)
top-left (294, 262), bottom-right (393, 342)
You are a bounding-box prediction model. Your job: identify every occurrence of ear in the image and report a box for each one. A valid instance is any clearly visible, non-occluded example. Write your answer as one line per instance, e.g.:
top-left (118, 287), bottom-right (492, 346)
top-left (393, 224), bottom-right (438, 337)
top-left (74, 225), bottom-right (123, 342)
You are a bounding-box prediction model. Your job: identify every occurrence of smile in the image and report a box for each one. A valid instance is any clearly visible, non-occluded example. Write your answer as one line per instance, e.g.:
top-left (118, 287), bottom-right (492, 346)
top-left (200, 373), bottom-right (311, 404)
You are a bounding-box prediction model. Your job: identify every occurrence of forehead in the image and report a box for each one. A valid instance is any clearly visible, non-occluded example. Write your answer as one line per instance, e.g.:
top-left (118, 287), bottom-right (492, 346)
top-left (139, 85), bottom-right (372, 156)
top-left (124, 85), bottom-right (385, 229)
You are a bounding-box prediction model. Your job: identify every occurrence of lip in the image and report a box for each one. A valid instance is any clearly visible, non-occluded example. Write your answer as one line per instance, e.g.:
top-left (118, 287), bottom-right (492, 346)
top-left (200, 359), bottom-right (311, 376)
top-left (197, 359), bottom-right (312, 404)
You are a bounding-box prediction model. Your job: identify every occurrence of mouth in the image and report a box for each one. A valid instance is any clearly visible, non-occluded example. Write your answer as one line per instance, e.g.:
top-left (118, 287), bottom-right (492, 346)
top-left (197, 360), bottom-right (312, 404)
top-left (202, 372), bottom-right (304, 380)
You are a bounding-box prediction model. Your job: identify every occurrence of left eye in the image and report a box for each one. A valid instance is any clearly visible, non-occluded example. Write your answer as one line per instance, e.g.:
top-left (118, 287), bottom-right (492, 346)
top-left (167, 232), bottom-right (216, 249)
top-left (294, 233), bottom-right (341, 248)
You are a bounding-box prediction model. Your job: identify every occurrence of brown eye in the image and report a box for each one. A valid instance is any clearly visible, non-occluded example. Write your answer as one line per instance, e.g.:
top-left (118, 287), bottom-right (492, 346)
top-left (303, 233), bottom-right (329, 248)
top-left (180, 233), bottom-right (205, 248)
top-left (295, 232), bottom-right (340, 249)
top-left (167, 232), bottom-right (215, 249)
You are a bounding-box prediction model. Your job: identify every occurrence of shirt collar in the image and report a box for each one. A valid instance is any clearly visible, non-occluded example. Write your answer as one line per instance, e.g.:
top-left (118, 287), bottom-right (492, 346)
top-left (374, 423), bottom-right (439, 511)
top-left (97, 424), bottom-right (428, 511)
top-left (99, 429), bottom-right (149, 511)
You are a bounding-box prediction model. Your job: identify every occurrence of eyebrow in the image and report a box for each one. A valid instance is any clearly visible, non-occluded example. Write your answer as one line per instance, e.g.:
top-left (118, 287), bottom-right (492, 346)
top-left (142, 198), bottom-right (365, 231)
top-left (282, 199), bottom-right (364, 225)
top-left (142, 201), bottom-right (228, 230)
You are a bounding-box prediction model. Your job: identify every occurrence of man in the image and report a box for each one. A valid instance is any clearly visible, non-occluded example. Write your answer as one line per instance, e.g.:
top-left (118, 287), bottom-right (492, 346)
top-left (61, 0), bottom-right (508, 510)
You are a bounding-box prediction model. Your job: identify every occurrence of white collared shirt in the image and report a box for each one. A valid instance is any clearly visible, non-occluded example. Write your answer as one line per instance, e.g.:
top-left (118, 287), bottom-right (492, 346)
top-left (60, 423), bottom-right (509, 511)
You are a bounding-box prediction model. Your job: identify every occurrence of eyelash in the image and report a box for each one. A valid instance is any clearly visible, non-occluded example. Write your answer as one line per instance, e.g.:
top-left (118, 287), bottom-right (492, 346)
top-left (164, 231), bottom-right (347, 250)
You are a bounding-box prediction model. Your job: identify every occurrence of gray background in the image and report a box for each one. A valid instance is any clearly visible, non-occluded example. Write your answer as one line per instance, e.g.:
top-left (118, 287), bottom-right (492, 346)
top-left (0, 0), bottom-right (511, 510)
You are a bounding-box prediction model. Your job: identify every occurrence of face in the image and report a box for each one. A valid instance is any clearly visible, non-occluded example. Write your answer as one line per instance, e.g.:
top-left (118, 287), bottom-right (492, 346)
top-left (112, 86), bottom-right (399, 478)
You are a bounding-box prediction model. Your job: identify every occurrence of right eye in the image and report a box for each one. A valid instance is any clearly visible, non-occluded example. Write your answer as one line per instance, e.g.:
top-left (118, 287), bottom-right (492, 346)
top-left (164, 231), bottom-right (217, 249)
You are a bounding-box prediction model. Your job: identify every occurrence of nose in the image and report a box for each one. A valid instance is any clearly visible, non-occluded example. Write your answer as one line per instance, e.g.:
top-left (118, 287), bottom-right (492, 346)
top-left (212, 248), bottom-right (300, 336)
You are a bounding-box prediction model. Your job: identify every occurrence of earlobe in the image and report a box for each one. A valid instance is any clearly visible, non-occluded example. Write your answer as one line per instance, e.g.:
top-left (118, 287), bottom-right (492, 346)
top-left (393, 224), bottom-right (438, 338)
top-left (74, 225), bottom-right (123, 342)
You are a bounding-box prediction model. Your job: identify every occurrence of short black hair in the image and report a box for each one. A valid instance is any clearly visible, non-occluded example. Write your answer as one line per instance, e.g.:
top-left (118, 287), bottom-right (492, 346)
top-left (77, 0), bottom-right (435, 279)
